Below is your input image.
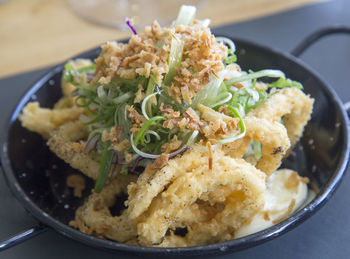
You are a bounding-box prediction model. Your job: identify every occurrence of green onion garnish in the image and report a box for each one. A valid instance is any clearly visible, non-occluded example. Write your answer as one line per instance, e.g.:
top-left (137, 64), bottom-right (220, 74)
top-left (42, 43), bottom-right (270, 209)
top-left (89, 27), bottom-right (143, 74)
top-left (94, 143), bottom-right (114, 193)
top-left (133, 116), bottom-right (166, 147)
top-left (268, 77), bottom-right (303, 89)
top-left (219, 105), bottom-right (246, 144)
top-left (225, 69), bottom-right (285, 86)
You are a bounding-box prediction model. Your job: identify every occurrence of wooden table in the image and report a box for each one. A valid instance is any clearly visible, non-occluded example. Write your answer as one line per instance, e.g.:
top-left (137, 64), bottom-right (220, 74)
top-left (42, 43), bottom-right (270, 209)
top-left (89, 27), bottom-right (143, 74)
top-left (0, 0), bottom-right (323, 78)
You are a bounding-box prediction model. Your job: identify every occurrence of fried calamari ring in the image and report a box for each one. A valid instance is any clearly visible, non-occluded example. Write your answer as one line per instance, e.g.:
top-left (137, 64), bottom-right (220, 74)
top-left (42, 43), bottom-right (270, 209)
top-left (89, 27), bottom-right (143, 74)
top-left (159, 182), bottom-right (265, 247)
top-left (47, 121), bottom-right (101, 180)
top-left (224, 117), bottom-right (291, 175)
top-left (69, 174), bottom-right (138, 242)
top-left (247, 87), bottom-right (314, 149)
top-left (223, 88), bottom-right (312, 174)
top-left (126, 150), bottom-right (207, 220)
top-left (134, 149), bottom-right (266, 246)
top-left (245, 117), bottom-right (291, 175)
top-left (19, 102), bottom-right (84, 139)
top-left (126, 149), bottom-right (231, 220)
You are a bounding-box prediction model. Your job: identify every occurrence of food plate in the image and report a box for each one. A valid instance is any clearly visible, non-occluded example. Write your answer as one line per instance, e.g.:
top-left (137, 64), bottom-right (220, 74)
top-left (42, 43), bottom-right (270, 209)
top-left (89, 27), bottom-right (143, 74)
top-left (0, 35), bottom-right (349, 255)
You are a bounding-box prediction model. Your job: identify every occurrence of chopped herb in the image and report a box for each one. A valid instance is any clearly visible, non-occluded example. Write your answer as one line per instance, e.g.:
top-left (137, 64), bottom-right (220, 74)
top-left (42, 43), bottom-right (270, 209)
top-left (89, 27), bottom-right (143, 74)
top-left (94, 142), bottom-right (114, 193)
top-left (268, 77), bottom-right (303, 89)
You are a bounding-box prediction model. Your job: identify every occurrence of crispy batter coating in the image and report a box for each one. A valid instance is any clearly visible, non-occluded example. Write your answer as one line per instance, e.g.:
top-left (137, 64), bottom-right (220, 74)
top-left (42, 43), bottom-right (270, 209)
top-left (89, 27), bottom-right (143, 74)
top-left (66, 174), bottom-right (86, 198)
top-left (127, 149), bottom-right (266, 246)
top-left (47, 121), bottom-right (101, 179)
top-left (126, 149), bottom-right (208, 220)
top-left (19, 102), bottom-right (84, 139)
top-left (223, 117), bottom-right (291, 176)
top-left (248, 87), bottom-right (314, 150)
top-left (245, 117), bottom-right (291, 175)
top-left (223, 88), bottom-right (313, 175)
top-left (69, 174), bottom-right (138, 242)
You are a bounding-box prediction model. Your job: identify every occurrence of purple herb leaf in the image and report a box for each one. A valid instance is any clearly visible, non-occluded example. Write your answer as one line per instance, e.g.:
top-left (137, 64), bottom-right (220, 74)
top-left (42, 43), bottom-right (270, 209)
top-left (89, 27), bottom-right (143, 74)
top-left (112, 151), bottom-right (119, 164)
top-left (169, 146), bottom-right (192, 158)
top-left (85, 134), bottom-right (99, 153)
top-left (70, 89), bottom-right (79, 97)
top-left (112, 151), bottom-right (128, 165)
top-left (125, 17), bottom-right (137, 35)
top-left (130, 156), bottom-right (145, 173)
top-left (86, 73), bottom-right (94, 81)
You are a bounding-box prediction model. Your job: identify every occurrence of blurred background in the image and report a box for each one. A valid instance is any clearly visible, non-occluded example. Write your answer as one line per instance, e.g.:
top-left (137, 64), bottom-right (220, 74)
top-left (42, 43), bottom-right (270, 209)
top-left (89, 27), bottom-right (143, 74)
top-left (2, 1), bottom-right (350, 259)
top-left (0, 0), bottom-right (323, 78)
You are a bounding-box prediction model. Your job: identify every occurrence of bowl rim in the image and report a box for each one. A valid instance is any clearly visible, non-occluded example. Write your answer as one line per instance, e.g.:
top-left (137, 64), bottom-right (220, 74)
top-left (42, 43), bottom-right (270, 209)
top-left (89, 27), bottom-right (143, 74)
top-left (1, 36), bottom-right (349, 256)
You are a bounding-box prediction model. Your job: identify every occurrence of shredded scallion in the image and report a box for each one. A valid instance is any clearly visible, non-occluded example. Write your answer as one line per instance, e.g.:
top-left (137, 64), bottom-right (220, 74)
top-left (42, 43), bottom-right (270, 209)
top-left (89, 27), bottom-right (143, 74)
top-left (219, 105), bottom-right (246, 144)
top-left (130, 134), bottom-right (161, 159)
top-left (225, 69), bottom-right (285, 86)
top-left (94, 143), bottom-right (114, 193)
top-left (133, 116), bottom-right (166, 147)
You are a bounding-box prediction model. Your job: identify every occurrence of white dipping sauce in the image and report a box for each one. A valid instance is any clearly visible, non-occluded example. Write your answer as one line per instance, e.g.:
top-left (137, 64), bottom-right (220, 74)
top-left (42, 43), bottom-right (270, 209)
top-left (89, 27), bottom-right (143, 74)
top-left (235, 169), bottom-right (312, 238)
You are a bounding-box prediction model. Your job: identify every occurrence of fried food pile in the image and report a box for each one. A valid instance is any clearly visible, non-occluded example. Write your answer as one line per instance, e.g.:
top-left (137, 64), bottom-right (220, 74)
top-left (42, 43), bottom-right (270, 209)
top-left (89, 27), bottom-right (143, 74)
top-left (19, 6), bottom-right (314, 247)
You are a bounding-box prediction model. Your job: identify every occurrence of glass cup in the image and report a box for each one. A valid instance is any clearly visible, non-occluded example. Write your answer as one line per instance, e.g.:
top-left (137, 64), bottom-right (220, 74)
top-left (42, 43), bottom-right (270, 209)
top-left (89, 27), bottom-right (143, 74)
top-left (68, 0), bottom-right (207, 30)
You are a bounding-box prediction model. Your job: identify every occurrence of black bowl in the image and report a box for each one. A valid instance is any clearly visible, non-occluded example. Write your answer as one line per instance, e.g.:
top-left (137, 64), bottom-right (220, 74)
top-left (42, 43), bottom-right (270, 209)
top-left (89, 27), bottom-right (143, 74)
top-left (0, 37), bottom-right (349, 256)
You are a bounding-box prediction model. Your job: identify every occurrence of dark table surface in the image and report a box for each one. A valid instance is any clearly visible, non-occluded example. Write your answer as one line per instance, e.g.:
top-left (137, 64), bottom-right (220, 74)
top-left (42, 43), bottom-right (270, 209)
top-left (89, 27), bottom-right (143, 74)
top-left (1, 0), bottom-right (350, 258)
